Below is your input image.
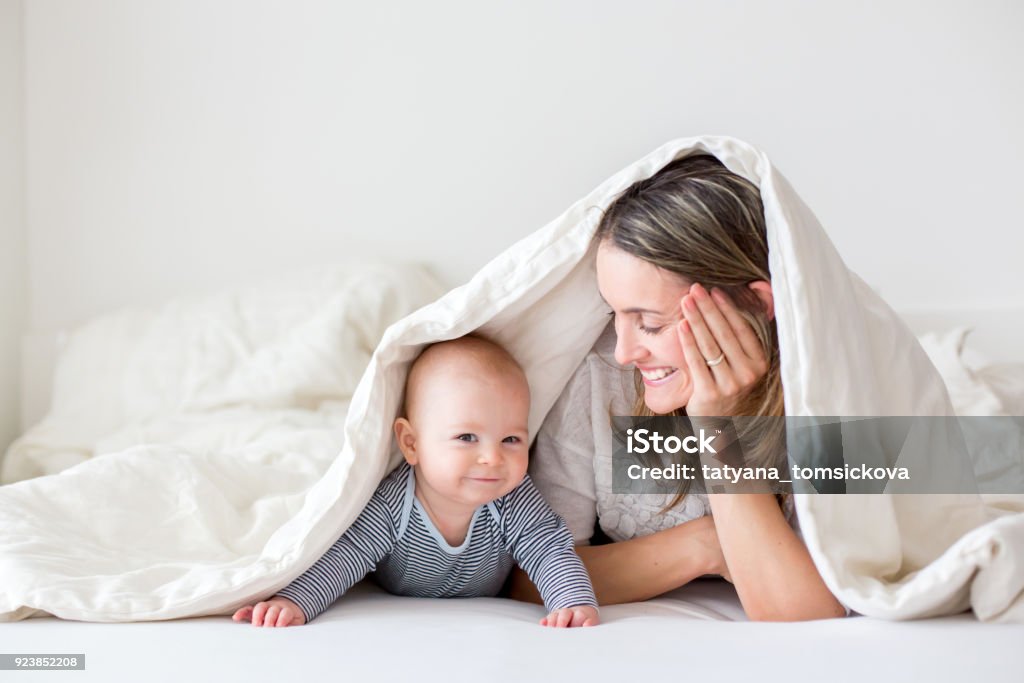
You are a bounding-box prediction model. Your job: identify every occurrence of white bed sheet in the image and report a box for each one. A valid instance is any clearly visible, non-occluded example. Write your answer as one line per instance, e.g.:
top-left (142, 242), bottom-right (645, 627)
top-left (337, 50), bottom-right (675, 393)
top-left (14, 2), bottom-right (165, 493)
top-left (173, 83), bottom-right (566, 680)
top-left (2, 580), bottom-right (1020, 683)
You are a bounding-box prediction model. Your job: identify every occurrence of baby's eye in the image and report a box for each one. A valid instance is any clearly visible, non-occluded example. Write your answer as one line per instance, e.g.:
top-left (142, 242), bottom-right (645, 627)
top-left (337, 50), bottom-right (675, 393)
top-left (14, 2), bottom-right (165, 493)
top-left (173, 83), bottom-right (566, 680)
top-left (502, 436), bottom-right (522, 444)
top-left (456, 434), bottom-right (478, 443)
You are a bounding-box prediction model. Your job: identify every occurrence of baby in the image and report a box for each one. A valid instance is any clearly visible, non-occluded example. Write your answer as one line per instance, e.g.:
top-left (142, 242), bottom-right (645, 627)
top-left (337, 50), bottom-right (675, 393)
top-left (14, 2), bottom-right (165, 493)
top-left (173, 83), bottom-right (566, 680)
top-left (232, 335), bottom-right (599, 628)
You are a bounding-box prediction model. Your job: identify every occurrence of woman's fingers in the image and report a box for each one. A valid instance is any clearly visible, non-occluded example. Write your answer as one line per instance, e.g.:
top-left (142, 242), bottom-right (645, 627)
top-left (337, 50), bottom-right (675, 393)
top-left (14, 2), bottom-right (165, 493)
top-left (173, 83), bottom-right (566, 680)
top-left (685, 284), bottom-right (769, 398)
top-left (677, 320), bottom-right (715, 394)
top-left (681, 291), bottom-right (725, 366)
top-left (709, 287), bottom-right (765, 364)
top-left (689, 284), bottom-right (748, 365)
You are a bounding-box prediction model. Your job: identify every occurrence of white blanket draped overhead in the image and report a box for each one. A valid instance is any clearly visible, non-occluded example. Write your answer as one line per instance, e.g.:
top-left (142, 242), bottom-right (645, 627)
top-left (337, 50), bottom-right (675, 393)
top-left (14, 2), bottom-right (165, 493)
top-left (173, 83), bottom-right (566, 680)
top-left (1, 137), bottom-right (1022, 623)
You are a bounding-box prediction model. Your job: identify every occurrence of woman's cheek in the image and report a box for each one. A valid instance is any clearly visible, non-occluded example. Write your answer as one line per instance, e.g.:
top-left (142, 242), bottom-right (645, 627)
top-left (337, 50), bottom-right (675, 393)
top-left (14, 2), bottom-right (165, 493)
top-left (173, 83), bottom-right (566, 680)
top-left (645, 369), bottom-right (693, 413)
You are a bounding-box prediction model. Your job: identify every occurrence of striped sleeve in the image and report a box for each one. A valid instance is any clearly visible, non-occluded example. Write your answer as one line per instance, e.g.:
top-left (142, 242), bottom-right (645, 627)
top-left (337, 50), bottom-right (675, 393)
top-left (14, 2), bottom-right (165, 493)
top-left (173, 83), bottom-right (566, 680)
top-left (499, 475), bottom-right (598, 612)
top-left (276, 475), bottom-right (402, 622)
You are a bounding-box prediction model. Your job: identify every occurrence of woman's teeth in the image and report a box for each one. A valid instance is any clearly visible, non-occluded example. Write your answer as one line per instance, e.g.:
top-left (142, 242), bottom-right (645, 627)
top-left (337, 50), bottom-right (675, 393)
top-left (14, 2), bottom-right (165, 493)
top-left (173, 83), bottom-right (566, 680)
top-left (641, 367), bottom-right (677, 381)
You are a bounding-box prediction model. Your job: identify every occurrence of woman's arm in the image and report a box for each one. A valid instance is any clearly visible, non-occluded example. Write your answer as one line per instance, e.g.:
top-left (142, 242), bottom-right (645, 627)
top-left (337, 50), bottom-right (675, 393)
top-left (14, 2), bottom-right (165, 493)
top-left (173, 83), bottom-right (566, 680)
top-left (676, 287), bottom-right (846, 620)
top-left (707, 493), bottom-right (845, 621)
top-left (508, 515), bottom-right (726, 605)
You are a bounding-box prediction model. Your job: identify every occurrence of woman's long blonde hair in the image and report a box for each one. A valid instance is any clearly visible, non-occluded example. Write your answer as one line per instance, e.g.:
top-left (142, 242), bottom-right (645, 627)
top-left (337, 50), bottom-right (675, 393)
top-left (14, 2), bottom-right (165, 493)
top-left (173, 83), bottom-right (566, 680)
top-left (595, 154), bottom-right (787, 509)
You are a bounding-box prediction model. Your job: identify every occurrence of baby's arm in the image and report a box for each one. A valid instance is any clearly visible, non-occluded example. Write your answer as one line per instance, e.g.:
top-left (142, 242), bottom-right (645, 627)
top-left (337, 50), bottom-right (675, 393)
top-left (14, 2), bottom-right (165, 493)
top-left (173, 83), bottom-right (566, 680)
top-left (233, 482), bottom-right (399, 627)
top-left (502, 476), bottom-right (600, 627)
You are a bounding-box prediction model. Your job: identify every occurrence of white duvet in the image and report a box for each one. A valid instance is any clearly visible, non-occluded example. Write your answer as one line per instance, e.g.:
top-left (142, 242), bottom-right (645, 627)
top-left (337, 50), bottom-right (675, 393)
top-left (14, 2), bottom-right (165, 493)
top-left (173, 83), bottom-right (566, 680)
top-left (1, 136), bottom-right (1022, 623)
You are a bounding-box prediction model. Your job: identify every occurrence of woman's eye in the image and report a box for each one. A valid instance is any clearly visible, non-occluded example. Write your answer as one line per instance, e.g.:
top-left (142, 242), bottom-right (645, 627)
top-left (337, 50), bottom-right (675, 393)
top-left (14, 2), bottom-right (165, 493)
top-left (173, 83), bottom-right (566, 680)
top-left (457, 434), bottom-right (478, 442)
top-left (502, 436), bottom-right (521, 444)
top-left (639, 323), bottom-right (664, 335)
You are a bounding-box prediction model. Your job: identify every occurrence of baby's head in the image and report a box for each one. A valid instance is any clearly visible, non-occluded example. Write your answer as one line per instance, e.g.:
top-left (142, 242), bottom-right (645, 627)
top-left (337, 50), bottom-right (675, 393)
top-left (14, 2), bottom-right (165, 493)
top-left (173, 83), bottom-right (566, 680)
top-left (394, 335), bottom-right (530, 507)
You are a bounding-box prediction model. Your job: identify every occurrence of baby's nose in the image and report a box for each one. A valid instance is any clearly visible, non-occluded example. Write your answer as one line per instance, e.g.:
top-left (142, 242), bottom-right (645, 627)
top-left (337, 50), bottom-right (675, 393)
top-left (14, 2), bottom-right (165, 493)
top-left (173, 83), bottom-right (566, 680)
top-left (477, 446), bottom-right (503, 464)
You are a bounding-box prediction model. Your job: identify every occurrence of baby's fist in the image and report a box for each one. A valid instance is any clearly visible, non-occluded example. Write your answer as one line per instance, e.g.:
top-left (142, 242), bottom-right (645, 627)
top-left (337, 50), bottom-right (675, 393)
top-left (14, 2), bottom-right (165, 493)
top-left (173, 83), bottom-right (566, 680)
top-left (540, 604), bottom-right (599, 628)
top-left (232, 596), bottom-right (307, 627)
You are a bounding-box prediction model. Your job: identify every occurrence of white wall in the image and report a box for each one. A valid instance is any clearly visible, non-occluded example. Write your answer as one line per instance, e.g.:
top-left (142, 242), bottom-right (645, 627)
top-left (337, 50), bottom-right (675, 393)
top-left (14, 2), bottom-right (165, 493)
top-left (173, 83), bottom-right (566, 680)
top-left (0, 0), bottom-right (26, 453)
top-left (15, 0), bottom-right (1024, 422)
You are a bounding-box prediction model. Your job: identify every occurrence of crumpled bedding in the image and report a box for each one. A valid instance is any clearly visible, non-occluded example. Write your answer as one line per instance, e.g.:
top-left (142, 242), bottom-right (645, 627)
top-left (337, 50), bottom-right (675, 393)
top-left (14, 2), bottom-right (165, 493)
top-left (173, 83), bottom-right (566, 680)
top-left (0, 264), bottom-right (443, 620)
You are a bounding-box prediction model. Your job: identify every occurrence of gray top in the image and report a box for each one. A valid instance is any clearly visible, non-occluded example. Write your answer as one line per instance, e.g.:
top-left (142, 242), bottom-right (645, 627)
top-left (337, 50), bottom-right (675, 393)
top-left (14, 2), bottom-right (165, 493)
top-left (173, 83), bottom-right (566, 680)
top-left (529, 322), bottom-right (713, 545)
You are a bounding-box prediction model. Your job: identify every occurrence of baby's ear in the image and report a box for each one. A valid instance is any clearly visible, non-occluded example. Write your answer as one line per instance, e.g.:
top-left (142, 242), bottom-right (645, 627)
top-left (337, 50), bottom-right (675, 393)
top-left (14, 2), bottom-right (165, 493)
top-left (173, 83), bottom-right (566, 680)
top-left (394, 418), bottom-right (418, 466)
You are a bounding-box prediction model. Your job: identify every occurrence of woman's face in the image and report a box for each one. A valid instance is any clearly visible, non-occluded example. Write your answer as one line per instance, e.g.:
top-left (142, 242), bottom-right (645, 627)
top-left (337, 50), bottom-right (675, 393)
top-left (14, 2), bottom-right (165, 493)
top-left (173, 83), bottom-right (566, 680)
top-left (596, 241), bottom-right (694, 414)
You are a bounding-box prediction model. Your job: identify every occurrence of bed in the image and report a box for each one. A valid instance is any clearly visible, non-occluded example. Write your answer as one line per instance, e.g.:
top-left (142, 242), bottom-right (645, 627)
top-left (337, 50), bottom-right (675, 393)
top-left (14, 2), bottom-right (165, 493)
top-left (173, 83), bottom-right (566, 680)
top-left (1, 579), bottom-right (1022, 683)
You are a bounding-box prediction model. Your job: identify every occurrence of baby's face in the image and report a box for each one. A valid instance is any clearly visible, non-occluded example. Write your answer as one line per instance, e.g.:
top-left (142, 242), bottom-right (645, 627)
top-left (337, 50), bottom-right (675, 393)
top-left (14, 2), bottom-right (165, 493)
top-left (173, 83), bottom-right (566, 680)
top-left (407, 364), bottom-right (530, 508)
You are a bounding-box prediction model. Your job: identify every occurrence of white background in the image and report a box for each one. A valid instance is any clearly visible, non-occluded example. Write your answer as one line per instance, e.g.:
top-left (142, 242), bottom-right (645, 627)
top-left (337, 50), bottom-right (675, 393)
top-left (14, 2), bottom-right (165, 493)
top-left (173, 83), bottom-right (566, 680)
top-left (1, 0), bottom-right (1022, 452)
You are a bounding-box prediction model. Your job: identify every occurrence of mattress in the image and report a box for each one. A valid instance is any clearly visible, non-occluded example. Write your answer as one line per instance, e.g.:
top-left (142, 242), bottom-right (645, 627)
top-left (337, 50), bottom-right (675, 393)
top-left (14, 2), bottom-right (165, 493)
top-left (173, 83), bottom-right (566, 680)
top-left (1, 579), bottom-right (1020, 683)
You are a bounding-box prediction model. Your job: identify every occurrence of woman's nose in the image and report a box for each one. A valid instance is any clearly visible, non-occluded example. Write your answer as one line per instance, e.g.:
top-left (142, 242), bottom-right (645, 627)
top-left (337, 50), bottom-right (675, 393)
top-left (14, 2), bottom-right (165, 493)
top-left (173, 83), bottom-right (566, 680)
top-left (614, 326), bottom-right (644, 366)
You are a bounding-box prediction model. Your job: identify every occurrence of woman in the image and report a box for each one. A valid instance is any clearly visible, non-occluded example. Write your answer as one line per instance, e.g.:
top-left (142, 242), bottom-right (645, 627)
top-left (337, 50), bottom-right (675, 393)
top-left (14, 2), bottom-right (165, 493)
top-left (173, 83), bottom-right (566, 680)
top-left (509, 154), bottom-right (846, 621)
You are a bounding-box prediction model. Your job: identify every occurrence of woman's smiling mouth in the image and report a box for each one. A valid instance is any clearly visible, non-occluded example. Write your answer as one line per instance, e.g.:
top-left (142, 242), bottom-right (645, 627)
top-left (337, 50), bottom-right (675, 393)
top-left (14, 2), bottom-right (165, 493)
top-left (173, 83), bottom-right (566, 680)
top-left (639, 367), bottom-right (679, 385)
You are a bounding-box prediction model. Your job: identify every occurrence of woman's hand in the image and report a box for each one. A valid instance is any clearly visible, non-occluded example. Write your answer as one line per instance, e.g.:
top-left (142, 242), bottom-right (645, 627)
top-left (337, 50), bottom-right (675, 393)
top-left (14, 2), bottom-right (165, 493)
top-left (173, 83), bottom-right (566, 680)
top-left (677, 283), bottom-right (768, 417)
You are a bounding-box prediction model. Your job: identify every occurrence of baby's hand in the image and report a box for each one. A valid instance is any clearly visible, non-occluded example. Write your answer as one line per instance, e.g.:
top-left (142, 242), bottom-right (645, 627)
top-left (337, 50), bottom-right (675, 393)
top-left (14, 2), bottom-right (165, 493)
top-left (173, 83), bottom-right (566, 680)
top-left (540, 604), bottom-right (599, 628)
top-left (232, 596), bottom-right (307, 627)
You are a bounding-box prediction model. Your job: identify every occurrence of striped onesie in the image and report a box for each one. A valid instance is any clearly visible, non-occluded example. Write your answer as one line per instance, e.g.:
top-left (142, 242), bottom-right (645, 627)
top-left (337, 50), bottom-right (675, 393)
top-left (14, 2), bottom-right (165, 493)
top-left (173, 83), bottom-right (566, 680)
top-left (276, 462), bottom-right (597, 622)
